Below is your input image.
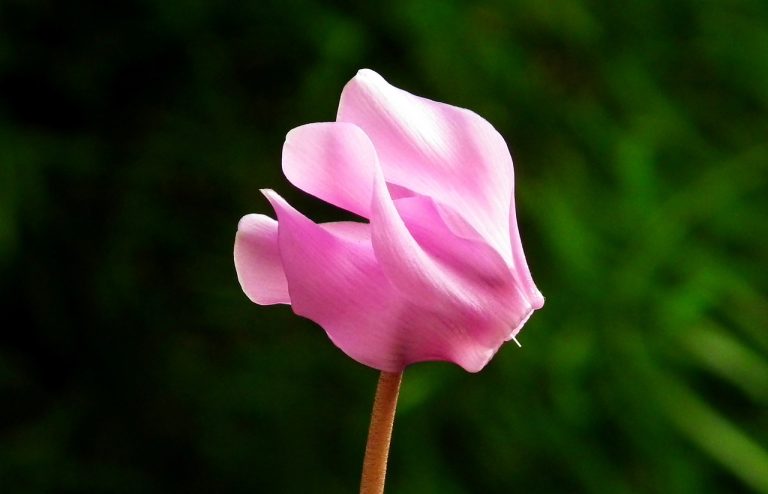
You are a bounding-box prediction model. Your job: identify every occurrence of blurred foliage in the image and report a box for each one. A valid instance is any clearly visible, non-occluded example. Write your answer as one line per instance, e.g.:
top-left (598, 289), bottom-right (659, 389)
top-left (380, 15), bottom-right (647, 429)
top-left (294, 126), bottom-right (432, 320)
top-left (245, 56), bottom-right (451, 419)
top-left (1, 0), bottom-right (767, 492)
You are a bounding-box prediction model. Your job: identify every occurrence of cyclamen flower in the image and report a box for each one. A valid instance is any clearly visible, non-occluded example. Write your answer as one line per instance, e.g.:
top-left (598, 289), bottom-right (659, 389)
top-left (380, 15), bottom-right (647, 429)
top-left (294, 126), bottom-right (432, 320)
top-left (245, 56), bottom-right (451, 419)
top-left (234, 69), bottom-right (543, 372)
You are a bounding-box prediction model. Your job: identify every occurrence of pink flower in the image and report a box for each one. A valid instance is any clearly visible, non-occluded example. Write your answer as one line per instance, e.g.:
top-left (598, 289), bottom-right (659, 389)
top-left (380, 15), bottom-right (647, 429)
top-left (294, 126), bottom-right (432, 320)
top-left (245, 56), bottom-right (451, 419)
top-left (234, 69), bottom-right (544, 372)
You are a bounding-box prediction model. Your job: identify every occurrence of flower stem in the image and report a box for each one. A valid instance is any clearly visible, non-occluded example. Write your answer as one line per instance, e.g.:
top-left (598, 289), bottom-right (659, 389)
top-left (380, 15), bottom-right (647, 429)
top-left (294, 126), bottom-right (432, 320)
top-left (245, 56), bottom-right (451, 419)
top-left (360, 371), bottom-right (403, 494)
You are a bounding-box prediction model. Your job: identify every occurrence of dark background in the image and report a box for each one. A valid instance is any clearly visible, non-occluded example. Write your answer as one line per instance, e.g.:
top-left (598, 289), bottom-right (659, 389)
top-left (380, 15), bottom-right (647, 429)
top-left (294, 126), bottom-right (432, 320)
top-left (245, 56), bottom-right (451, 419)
top-left (2, 0), bottom-right (767, 492)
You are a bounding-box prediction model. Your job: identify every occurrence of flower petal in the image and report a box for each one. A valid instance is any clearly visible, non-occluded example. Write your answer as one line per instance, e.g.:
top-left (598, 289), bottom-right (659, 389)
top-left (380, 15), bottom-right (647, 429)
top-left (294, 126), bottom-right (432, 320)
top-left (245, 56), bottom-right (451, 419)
top-left (369, 163), bottom-right (534, 350)
top-left (262, 189), bottom-right (513, 372)
top-left (282, 122), bottom-right (377, 218)
top-left (397, 194), bottom-right (543, 314)
top-left (394, 195), bottom-right (511, 291)
top-left (234, 214), bottom-right (290, 305)
top-left (337, 69), bottom-right (515, 262)
top-left (393, 193), bottom-right (541, 343)
top-left (281, 119), bottom-right (503, 308)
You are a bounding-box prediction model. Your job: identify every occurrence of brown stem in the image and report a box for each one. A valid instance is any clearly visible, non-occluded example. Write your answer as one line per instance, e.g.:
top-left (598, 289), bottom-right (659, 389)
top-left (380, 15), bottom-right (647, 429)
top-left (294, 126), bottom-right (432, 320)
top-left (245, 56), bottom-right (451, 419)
top-left (360, 371), bottom-right (403, 494)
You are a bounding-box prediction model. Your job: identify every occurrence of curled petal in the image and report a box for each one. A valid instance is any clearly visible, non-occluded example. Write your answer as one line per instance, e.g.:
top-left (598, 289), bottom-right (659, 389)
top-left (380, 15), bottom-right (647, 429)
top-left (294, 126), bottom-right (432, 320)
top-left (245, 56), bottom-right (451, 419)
top-left (338, 69), bottom-right (515, 263)
top-left (369, 165), bottom-right (534, 350)
top-left (394, 193), bottom-right (541, 345)
top-left (234, 214), bottom-right (290, 305)
top-left (263, 188), bottom-right (402, 370)
top-left (262, 189), bottom-right (518, 372)
top-left (394, 195), bottom-right (511, 292)
top-left (282, 122), bottom-right (376, 218)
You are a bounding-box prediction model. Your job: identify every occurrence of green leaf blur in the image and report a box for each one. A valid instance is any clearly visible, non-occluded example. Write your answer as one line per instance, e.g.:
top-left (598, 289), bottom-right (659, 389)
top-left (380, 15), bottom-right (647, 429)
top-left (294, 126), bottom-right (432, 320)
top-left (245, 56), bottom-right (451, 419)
top-left (1, 0), bottom-right (766, 492)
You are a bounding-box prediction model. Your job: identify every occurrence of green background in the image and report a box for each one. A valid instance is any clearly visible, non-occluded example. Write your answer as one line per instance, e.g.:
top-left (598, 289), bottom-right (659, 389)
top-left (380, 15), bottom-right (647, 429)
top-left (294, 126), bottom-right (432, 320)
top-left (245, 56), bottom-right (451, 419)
top-left (2, 0), bottom-right (767, 492)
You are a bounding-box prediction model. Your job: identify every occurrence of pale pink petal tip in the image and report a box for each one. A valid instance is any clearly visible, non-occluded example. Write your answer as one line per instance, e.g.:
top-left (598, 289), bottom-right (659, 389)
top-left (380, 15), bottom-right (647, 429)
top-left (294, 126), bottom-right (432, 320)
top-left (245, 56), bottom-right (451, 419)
top-left (281, 122), bottom-right (377, 218)
top-left (234, 213), bottom-right (290, 305)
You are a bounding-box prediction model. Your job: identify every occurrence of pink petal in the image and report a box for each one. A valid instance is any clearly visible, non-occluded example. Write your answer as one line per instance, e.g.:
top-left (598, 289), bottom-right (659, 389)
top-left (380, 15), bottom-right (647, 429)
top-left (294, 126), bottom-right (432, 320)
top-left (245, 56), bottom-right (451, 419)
top-left (397, 194), bottom-right (543, 316)
top-left (369, 163), bottom-right (535, 351)
top-left (234, 214), bottom-right (290, 305)
top-left (262, 189), bottom-right (515, 372)
top-left (278, 106), bottom-right (541, 317)
top-left (320, 220), bottom-right (371, 242)
top-left (282, 122), bottom-right (377, 218)
top-left (337, 69), bottom-right (515, 263)
top-left (394, 195), bottom-right (513, 294)
top-left (393, 193), bottom-right (540, 344)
